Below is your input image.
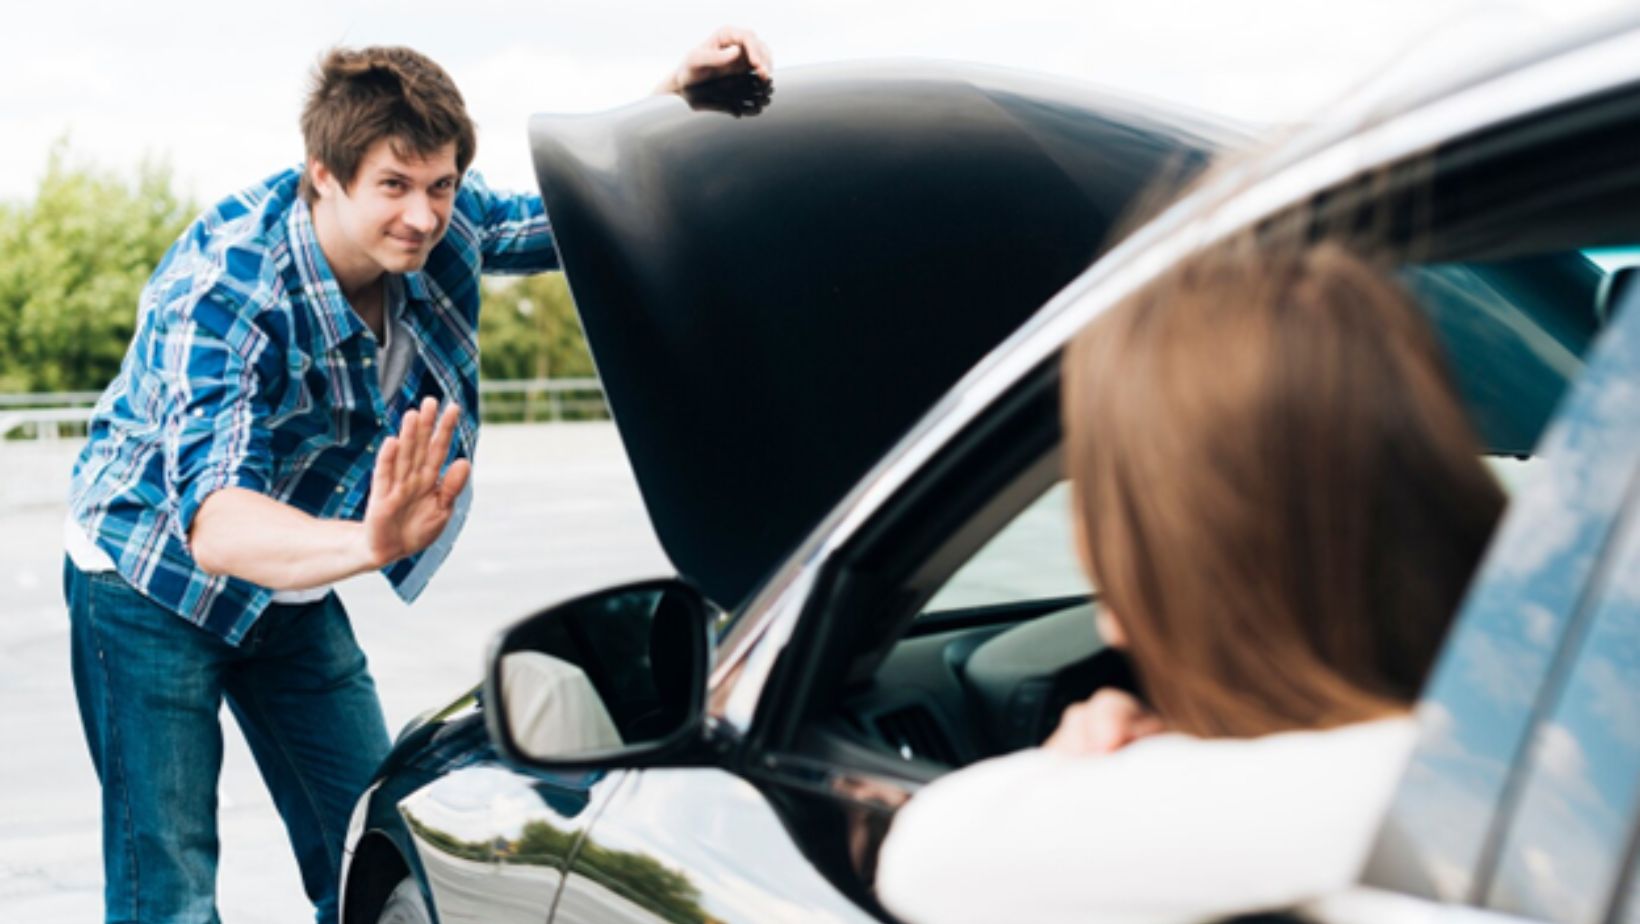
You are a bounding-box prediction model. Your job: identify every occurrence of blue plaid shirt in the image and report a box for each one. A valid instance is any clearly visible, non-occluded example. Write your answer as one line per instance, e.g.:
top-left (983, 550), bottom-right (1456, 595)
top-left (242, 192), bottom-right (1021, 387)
top-left (69, 167), bottom-right (557, 644)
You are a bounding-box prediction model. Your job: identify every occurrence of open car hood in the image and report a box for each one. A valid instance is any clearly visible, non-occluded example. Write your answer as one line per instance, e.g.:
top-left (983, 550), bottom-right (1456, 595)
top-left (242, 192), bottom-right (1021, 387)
top-left (528, 62), bottom-right (1226, 609)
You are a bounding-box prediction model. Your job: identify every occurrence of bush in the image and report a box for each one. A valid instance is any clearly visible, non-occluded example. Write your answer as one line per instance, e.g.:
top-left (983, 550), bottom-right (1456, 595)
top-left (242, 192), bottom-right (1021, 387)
top-left (478, 271), bottom-right (595, 382)
top-left (0, 142), bottom-right (193, 392)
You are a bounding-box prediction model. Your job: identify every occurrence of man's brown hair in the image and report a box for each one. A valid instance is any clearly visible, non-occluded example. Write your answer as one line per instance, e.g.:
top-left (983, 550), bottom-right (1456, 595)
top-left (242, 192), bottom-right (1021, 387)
top-left (1062, 239), bottom-right (1505, 738)
top-left (299, 46), bottom-right (476, 204)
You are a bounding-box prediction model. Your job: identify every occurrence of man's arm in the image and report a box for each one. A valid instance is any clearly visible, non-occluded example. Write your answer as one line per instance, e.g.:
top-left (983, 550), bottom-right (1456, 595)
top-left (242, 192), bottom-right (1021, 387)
top-left (190, 488), bottom-right (378, 590)
top-left (462, 171), bottom-right (558, 275)
top-left (191, 399), bottom-right (471, 590)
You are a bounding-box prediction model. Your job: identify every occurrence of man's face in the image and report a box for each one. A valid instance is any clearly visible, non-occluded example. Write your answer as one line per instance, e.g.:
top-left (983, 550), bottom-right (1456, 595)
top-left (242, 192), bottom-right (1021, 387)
top-left (311, 138), bottom-right (459, 277)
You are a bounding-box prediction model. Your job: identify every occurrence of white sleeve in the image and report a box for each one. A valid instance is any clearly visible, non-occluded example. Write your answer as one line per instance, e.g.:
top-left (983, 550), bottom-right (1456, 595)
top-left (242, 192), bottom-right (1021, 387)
top-left (873, 718), bottom-right (1416, 924)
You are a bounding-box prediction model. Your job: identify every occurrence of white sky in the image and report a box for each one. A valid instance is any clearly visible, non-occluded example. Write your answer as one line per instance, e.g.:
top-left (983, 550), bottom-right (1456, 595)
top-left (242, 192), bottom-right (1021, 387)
top-left (4, 0), bottom-right (1633, 204)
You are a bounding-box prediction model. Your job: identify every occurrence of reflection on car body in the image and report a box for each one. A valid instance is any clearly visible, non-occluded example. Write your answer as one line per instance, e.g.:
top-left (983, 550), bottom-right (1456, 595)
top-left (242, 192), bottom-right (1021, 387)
top-left (342, 19), bottom-right (1640, 924)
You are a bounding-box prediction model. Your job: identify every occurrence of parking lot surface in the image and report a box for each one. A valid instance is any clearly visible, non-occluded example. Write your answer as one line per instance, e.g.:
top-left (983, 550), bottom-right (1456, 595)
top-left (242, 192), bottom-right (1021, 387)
top-left (0, 422), bottom-right (668, 922)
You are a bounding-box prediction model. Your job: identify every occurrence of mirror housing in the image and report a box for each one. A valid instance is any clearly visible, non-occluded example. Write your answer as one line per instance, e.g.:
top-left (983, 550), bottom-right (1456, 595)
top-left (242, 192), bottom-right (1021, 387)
top-left (483, 578), bottom-right (716, 770)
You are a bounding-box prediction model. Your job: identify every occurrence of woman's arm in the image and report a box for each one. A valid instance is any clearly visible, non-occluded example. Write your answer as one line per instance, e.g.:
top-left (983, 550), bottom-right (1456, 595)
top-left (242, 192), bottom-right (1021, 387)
top-left (874, 719), bottom-right (1416, 924)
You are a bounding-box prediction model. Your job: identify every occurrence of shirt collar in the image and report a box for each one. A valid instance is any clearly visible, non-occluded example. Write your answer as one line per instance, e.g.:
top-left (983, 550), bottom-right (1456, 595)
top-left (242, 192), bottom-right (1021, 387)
top-left (402, 270), bottom-right (431, 304)
top-left (285, 197), bottom-right (369, 349)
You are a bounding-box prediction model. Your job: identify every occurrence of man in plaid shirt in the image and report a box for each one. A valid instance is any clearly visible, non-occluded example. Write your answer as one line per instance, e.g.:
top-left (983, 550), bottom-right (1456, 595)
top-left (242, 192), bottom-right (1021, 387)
top-left (63, 30), bottom-right (771, 924)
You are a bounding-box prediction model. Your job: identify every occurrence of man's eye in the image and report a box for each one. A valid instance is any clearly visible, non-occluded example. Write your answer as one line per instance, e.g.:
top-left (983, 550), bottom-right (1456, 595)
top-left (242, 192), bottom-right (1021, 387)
top-left (382, 179), bottom-right (405, 191)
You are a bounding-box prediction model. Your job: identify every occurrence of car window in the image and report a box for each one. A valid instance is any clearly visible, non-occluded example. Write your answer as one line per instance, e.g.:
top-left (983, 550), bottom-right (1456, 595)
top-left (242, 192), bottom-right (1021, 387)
top-left (923, 459), bottom-right (1535, 619)
top-left (1484, 496), bottom-right (1640, 923)
top-left (1398, 255), bottom-right (1597, 456)
top-left (920, 481), bottom-right (1086, 613)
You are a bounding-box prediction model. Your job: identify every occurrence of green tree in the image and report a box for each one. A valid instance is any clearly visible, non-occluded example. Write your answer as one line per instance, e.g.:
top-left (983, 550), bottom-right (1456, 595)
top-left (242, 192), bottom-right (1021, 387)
top-left (579, 841), bottom-right (708, 923)
top-left (0, 141), bottom-right (193, 392)
top-left (512, 818), bottom-right (576, 865)
top-left (478, 272), bottom-right (595, 382)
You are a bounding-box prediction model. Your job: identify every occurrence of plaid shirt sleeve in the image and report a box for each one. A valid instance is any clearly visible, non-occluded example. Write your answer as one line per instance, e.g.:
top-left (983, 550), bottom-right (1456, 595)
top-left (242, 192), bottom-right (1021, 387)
top-left (157, 287), bottom-right (278, 545)
top-left (457, 171), bottom-right (559, 275)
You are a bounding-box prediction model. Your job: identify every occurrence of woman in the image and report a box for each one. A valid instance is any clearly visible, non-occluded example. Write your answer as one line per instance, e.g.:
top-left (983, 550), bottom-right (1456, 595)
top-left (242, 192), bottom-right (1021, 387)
top-left (875, 240), bottom-right (1505, 924)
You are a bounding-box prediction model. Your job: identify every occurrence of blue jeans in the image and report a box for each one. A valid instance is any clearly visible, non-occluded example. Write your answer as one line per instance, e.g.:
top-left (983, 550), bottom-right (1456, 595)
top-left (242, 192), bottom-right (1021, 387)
top-left (65, 560), bottom-right (391, 924)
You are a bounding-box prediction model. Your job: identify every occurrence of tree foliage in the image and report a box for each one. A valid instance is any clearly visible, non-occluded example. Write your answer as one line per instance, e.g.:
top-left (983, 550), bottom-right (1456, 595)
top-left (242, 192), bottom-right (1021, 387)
top-left (0, 142), bottom-right (193, 391)
top-left (403, 814), bottom-right (707, 923)
top-left (478, 272), bottom-right (595, 382)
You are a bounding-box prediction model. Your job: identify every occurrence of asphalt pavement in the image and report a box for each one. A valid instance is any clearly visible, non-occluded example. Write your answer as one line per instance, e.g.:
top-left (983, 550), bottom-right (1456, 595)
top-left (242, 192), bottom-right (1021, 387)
top-left (0, 422), bottom-right (669, 922)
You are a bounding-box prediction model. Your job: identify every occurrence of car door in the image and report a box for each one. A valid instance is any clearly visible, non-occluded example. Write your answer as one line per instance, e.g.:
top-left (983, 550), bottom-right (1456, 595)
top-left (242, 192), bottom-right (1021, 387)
top-left (552, 768), bottom-right (880, 924)
top-left (388, 732), bottom-right (628, 924)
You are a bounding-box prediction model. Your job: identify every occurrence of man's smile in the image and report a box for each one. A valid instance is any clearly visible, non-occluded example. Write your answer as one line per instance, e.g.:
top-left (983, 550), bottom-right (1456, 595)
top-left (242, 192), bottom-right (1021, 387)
top-left (387, 232), bottom-right (430, 250)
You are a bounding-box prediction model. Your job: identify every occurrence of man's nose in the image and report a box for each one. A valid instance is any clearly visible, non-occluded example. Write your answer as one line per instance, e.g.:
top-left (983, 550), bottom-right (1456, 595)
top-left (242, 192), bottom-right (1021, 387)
top-left (403, 195), bottom-right (438, 234)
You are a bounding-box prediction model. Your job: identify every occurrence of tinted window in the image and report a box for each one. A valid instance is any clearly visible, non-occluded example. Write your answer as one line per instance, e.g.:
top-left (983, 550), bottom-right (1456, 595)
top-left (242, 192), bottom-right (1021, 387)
top-left (1401, 255), bottom-right (1597, 455)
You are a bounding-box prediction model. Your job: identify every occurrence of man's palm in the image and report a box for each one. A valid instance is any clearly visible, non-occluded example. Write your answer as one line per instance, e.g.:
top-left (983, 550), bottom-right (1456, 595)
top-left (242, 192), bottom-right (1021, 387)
top-left (364, 399), bottom-right (471, 566)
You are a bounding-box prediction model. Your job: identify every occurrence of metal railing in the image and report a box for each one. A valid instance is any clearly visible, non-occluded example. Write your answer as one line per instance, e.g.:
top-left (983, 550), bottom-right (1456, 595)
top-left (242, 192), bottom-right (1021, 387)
top-left (478, 377), bottom-right (610, 424)
top-left (0, 407), bottom-right (96, 441)
top-left (0, 391), bottom-right (104, 408)
top-left (0, 379), bottom-right (609, 440)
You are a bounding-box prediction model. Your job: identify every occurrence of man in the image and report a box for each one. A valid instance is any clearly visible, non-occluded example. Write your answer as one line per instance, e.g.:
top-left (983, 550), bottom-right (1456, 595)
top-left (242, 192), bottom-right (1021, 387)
top-left (64, 28), bottom-right (771, 924)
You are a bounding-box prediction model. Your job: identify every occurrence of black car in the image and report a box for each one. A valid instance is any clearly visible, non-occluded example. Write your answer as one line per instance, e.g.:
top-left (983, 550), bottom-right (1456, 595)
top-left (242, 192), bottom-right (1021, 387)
top-left (342, 25), bottom-right (1640, 924)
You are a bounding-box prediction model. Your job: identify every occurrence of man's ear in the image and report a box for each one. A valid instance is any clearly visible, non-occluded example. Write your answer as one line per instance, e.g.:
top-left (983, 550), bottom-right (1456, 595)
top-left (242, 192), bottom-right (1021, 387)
top-left (308, 157), bottom-right (339, 201)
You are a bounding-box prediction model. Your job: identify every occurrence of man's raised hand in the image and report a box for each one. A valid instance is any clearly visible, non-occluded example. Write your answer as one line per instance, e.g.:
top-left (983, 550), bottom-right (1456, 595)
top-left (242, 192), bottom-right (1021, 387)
top-left (363, 398), bottom-right (471, 567)
top-left (659, 26), bottom-right (773, 94)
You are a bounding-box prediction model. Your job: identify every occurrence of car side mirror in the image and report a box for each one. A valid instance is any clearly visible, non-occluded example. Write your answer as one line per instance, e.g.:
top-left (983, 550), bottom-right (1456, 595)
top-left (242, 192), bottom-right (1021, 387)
top-left (483, 578), bottom-right (715, 769)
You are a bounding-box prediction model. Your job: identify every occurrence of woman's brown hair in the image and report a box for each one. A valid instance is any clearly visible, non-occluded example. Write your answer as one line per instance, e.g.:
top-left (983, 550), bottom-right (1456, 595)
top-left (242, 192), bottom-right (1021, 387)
top-left (1062, 238), bottom-right (1504, 738)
